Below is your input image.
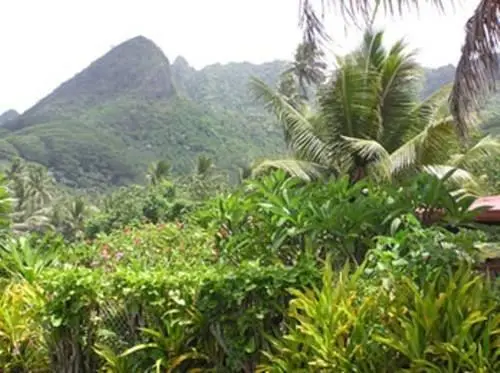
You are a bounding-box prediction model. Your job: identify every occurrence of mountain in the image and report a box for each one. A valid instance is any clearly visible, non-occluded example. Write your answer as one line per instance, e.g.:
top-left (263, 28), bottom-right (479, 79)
top-left (419, 64), bottom-right (500, 135)
top-left (3, 34), bottom-right (495, 191)
top-left (0, 36), bottom-right (287, 189)
top-left (0, 110), bottom-right (19, 126)
top-left (421, 65), bottom-right (455, 98)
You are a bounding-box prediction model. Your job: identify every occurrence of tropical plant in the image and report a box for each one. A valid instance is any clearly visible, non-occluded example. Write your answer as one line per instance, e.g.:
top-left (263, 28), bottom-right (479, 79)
top-left (0, 281), bottom-right (48, 372)
top-left (146, 160), bottom-right (171, 186)
top-left (0, 174), bottom-right (11, 234)
top-left (284, 41), bottom-right (326, 99)
top-left (297, 0), bottom-right (500, 137)
top-left (259, 259), bottom-right (500, 372)
top-left (252, 29), bottom-right (500, 191)
top-left (181, 155), bottom-right (228, 200)
top-left (5, 161), bottom-right (57, 234)
top-left (59, 196), bottom-right (99, 239)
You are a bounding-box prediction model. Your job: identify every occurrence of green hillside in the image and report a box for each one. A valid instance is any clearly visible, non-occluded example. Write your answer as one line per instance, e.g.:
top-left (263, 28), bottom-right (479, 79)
top-left (0, 36), bottom-right (286, 190)
top-left (2, 34), bottom-right (497, 191)
top-left (0, 110), bottom-right (19, 126)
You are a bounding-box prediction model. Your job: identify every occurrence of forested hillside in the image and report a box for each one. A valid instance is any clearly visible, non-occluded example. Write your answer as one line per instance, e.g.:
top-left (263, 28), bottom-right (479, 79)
top-left (1, 34), bottom-right (499, 191)
top-left (0, 110), bottom-right (19, 126)
top-left (0, 36), bottom-right (286, 190)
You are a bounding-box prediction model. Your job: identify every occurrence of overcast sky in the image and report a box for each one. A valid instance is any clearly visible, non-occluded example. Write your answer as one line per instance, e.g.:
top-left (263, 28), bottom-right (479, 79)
top-left (0, 0), bottom-right (478, 114)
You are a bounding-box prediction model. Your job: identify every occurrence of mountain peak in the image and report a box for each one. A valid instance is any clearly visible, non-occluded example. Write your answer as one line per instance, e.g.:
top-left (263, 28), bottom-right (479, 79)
top-left (8, 36), bottom-right (176, 130)
top-left (173, 56), bottom-right (191, 68)
top-left (0, 109), bottom-right (19, 126)
top-left (113, 35), bottom-right (160, 53)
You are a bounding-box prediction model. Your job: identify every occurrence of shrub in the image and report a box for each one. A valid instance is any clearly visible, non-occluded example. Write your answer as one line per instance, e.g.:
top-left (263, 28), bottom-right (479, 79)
top-left (198, 171), bottom-right (482, 267)
top-left (260, 261), bottom-right (500, 372)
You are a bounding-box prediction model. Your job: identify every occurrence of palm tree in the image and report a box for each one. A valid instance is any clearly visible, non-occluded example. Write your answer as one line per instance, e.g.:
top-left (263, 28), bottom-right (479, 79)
top-left (4, 163), bottom-right (56, 234)
top-left (25, 165), bottom-right (54, 208)
top-left (146, 160), bottom-right (171, 186)
top-left (284, 41), bottom-right (327, 99)
top-left (251, 29), bottom-right (500, 192)
top-left (297, 0), bottom-right (500, 138)
top-left (59, 197), bottom-right (98, 239)
top-left (4, 158), bottom-right (25, 181)
top-left (0, 174), bottom-right (12, 234)
top-left (195, 155), bottom-right (215, 179)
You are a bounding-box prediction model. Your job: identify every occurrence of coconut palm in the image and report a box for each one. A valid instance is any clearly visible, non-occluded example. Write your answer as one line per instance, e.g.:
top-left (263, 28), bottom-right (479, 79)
top-left (4, 162), bottom-right (57, 234)
top-left (25, 165), bottom-right (54, 208)
top-left (195, 155), bottom-right (215, 178)
top-left (297, 0), bottom-right (500, 138)
top-left (0, 174), bottom-right (12, 234)
top-left (58, 196), bottom-right (98, 239)
top-left (146, 160), bottom-right (171, 186)
top-left (251, 29), bottom-right (500, 192)
top-left (284, 41), bottom-right (327, 99)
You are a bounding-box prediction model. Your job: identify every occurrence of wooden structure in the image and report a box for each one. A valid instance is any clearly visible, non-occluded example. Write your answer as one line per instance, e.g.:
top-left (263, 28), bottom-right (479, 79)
top-left (470, 195), bottom-right (500, 223)
top-left (470, 196), bottom-right (500, 276)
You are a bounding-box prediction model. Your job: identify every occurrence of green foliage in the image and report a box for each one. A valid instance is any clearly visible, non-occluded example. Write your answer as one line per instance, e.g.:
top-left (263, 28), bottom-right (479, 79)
top-left (84, 181), bottom-right (193, 238)
top-left (261, 261), bottom-right (500, 372)
top-left (66, 222), bottom-right (214, 270)
top-left (1, 38), bottom-right (287, 190)
top-left (36, 260), bottom-right (318, 372)
top-left (0, 173), bottom-right (11, 233)
top-left (0, 170), bottom-right (497, 371)
top-left (251, 30), bottom-right (500, 191)
top-left (198, 170), bottom-right (482, 266)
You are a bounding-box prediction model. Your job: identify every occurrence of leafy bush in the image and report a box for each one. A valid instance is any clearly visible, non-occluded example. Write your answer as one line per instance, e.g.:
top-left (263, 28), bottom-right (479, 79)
top-left (261, 261), bottom-right (500, 372)
top-left (64, 222), bottom-right (214, 270)
top-left (85, 181), bottom-right (195, 238)
top-left (0, 171), bottom-right (496, 371)
top-left (198, 171), bottom-right (482, 266)
top-left (0, 281), bottom-right (47, 372)
top-left (38, 260), bottom-right (319, 372)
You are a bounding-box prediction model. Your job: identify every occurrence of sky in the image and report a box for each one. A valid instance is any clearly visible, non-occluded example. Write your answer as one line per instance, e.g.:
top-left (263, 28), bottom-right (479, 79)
top-left (0, 0), bottom-right (479, 114)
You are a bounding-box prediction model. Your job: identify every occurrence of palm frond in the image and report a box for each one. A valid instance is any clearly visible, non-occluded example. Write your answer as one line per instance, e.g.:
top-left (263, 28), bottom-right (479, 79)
top-left (251, 159), bottom-right (330, 181)
top-left (298, 1), bottom-right (451, 49)
top-left (250, 77), bottom-right (329, 164)
top-left (389, 116), bottom-right (457, 175)
top-left (449, 0), bottom-right (500, 138)
top-left (318, 58), bottom-right (380, 140)
top-left (422, 164), bottom-right (483, 195)
top-left (340, 136), bottom-right (392, 180)
top-left (449, 135), bottom-right (500, 169)
top-left (412, 82), bottom-right (453, 125)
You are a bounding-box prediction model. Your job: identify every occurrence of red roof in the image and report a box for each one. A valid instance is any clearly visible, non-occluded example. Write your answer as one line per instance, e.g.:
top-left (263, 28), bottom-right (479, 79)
top-left (470, 195), bottom-right (500, 223)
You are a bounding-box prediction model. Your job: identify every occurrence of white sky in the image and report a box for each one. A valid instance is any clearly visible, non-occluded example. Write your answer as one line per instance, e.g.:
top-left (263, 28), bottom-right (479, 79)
top-left (0, 0), bottom-right (479, 114)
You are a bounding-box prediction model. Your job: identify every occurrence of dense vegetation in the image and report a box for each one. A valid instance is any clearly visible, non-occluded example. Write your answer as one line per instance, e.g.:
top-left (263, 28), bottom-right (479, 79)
top-left (1, 20), bottom-right (500, 373)
top-left (0, 36), bottom-right (286, 190)
top-left (2, 34), bottom-right (500, 192)
top-left (0, 166), bottom-right (499, 372)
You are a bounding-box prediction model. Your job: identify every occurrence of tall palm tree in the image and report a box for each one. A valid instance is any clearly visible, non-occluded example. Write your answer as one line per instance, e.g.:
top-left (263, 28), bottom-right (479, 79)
top-left (59, 196), bottom-right (98, 239)
top-left (195, 155), bottom-right (215, 179)
top-left (146, 160), bottom-right (171, 186)
top-left (284, 41), bottom-right (327, 99)
top-left (251, 29), bottom-right (500, 192)
top-left (5, 162), bottom-right (56, 234)
top-left (26, 165), bottom-right (54, 208)
top-left (297, 0), bottom-right (500, 138)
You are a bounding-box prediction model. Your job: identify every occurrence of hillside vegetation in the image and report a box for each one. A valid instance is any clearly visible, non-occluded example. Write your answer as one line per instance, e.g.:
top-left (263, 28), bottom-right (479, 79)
top-left (0, 25), bottom-right (500, 372)
top-left (0, 36), bottom-right (286, 190)
top-left (1, 35), bottom-right (499, 191)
